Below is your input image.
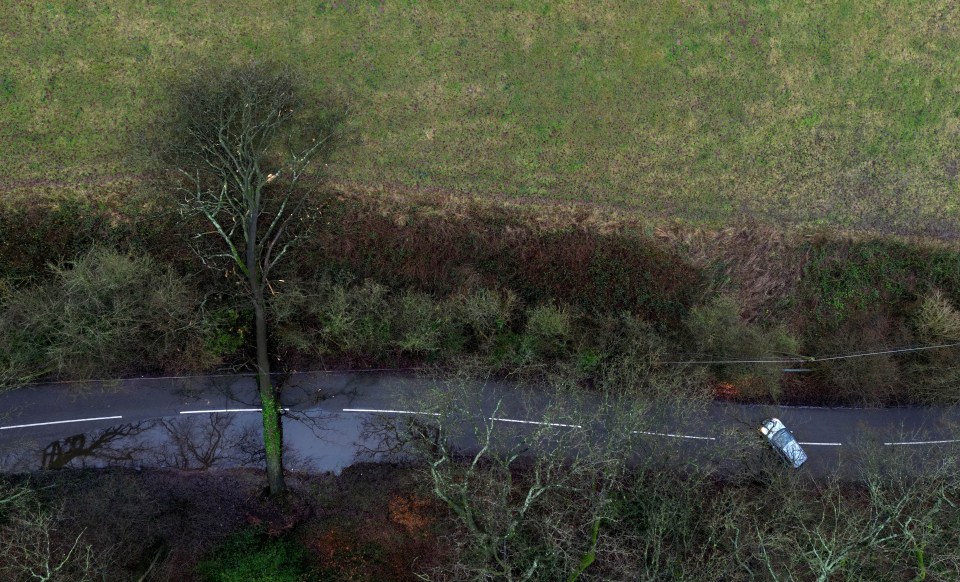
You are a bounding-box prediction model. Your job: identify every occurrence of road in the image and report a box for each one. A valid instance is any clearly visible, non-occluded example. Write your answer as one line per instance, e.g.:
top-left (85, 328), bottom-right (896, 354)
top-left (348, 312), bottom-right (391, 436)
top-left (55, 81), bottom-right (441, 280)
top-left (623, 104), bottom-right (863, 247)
top-left (0, 370), bottom-right (958, 475)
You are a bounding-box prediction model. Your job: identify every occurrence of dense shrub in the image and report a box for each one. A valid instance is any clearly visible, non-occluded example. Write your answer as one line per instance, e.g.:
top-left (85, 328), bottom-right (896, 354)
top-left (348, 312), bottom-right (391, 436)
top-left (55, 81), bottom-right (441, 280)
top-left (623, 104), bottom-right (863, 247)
top-left (799, 237), bottom-right (960, 327)
top-left (589, 312), bottom-right (709, 402)
top-left (905, 290), bottom-right (960, 403)
top-left (523, 303), bottom-right (572, 359)
top-left (0, 186), bottom-right (223, 291)
top-left (0, 247), bottom-right (216, 386)
top-left (791, 238), bottom-right (960, 404)
top-left (271, 278), bottom-right (512, 366)
top-left (599, 457), bottom-right (960, 581)
top-left (0, 198), bottom-right (119, 281)
top-left (271, 278), bottom-right (397, 362)
top-left (685, 295), bottom-right (799, 401)
top-left (807, 310), bottom-right (912, 405)
top-left (450, 287), bottom-right (518, 351)
top-left (271, 276), bottom-right (708, 398)
top-left (5, 190), bottom-right (960, 406)
top-left (913, 289), bottom-right (960, 342)
top-left (905, 349), bottom-right (960, 405)
top-left (273, 276), bottom-right (669, 380)
top-left (0, 481), bottom-right (110, 581)
top-left (297, 196), bottom-right (704, 324)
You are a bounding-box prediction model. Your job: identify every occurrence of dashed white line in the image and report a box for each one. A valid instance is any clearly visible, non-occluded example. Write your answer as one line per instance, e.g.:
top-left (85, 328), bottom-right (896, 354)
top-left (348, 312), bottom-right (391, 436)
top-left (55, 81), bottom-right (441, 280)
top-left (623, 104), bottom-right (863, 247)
top-left (633, 430), bottom-right (716, 441)
top-left (179, 408), bottom-right (291, 414)
top-left (0, 416), bottom-right (123, 430)
top-left (798, 442), bottom-right (842, 446)
top-left (783, 405), bottom-right (865, 410)
top-left (490, 417), bottom-right (582, 429)
top-left (884, 439), bottom-right (960, 446)
top-left (342, 408), bottom-right (439, 416)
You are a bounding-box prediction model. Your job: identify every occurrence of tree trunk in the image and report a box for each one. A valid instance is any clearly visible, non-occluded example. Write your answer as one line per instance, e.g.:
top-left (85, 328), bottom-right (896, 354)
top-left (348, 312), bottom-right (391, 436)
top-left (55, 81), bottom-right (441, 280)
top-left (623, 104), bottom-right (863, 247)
top-left (247, 206), bottom-right (286, 497)
top-left (253, 290), bottom-right (286, 496)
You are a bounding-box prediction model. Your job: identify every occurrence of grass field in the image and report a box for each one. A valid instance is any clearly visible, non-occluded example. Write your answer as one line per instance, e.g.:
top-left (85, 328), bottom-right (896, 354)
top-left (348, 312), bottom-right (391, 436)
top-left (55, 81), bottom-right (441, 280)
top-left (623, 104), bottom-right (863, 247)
top-left (1, 1), bottom-right (959, 234)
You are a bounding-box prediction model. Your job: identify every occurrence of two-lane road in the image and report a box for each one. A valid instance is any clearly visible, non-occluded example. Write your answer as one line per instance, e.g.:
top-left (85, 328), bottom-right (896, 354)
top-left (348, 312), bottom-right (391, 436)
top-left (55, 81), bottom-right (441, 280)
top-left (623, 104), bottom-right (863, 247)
top-left (1, 371), bottom-right (958, 475)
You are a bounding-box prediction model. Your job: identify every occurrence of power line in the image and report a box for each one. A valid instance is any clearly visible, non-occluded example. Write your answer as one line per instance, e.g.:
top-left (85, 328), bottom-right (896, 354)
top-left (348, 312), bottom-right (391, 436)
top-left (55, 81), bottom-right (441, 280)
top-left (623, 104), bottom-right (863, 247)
top-left (9, 341), bottom-right (960, 388)
top-left (811, 342), bottom-right (960, 361)
top-left (662, 358), bottom-right (804, 365)
top-left (12, 367), bottom-right (427, 388)
top-left (662, 341), bottom-right (960, 366)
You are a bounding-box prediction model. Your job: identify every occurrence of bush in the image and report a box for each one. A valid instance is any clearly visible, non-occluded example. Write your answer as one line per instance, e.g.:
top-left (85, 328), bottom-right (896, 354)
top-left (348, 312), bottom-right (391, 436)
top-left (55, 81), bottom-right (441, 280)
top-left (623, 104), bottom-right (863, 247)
top-left (274, 278), bottom-right (468, 363)
top-left (904, 290), bottom-right (960, 403)
top-left (337, 280), bottom-right (394, 357)
top-left (913, 289), bottom-right (960, 342)
top-left (0, 198), bottom-right (120, 282)
top-left (0, 247), bottom-right (214, 385)
top-left (196, 527), bottom-right (310, 582)
top-left (809, 311), bottom-right (910, 405)
top-left (487, 303), bottom-right (575, 370)
top-left (271, 278), bottom-right (394, 361)
top-left (591, 313), bottom-right (709, 402)
top-left (200, 306), bottom-right (250, 360)
top-left (685, 295), bottom-right (799, 401)
top-left (451, 287), bottom-right (517, 350)
top-left (392, 289), bottom-right (458, 356)
top-left (523, 303), bottom-right (572, 358)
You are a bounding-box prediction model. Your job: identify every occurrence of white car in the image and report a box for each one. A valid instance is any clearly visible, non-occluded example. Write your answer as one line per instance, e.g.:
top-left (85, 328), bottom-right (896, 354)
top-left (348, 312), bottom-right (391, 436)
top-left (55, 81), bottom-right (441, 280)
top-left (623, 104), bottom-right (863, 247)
top-left (759, 418), bottom-right (807, 469)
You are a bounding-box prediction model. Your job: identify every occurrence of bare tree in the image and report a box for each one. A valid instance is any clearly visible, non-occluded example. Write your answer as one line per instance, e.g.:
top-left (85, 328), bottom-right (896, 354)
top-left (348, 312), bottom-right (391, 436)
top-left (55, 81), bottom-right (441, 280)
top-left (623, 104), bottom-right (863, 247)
top-left (0, 482), bottom-right (30, 506)
top-left (153, 61), bottom-right (344, 495)
top-left (373, 374), bottom-right (658, 581)
top-left (734, 443), bottom-right (960, 581)
top-left (0, 484), bottom-right (112, 582)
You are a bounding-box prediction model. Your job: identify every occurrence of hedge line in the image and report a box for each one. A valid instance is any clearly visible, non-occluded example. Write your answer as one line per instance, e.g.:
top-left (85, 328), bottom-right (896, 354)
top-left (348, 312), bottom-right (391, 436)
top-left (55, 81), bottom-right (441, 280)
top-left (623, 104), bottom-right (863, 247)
top-left (3, 190), bottom-right (960, 405)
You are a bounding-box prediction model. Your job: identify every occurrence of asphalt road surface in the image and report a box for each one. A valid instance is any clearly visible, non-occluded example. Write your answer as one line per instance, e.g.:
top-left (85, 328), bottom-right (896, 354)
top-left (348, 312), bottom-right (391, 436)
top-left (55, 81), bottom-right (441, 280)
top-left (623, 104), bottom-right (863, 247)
top-left (0, 371), bottom-right (958, 476)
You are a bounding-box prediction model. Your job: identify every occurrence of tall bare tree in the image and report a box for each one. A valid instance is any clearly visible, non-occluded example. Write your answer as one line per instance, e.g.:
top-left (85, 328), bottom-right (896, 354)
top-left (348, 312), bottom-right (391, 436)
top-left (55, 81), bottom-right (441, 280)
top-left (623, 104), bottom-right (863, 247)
top-left (154, 61), bottom-right (343, 495)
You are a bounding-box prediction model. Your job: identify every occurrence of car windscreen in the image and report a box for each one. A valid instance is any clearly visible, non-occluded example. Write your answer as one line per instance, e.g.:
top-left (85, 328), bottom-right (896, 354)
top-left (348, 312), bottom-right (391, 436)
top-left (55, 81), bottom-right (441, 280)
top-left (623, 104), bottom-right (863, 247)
top-left (772, 430), bottom-right (795, 448)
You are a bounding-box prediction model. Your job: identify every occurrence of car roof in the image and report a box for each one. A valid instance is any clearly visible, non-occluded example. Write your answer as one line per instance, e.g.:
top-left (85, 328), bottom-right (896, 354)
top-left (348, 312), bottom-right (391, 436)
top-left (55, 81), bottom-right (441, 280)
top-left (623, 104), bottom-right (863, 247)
top-left (782, 441), bottom-right (808, 468)
top-left (761, 419), bottom-right (807, 468)
top-left (774, 430), bottom-right (807, 467)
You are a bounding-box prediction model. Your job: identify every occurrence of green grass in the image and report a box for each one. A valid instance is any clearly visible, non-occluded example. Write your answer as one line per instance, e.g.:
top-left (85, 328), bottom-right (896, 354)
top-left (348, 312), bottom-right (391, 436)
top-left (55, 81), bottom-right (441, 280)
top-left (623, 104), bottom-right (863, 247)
top-left (1, 1), bottom-right (959, 234)
top-left (196, 526), bottom-right (310, 582)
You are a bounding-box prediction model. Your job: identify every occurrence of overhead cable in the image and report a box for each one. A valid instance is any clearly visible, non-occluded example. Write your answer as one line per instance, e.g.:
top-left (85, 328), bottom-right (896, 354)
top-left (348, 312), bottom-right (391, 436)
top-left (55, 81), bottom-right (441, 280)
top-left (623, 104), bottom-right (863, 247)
top-left (663, 341), bottom-right (960, 365)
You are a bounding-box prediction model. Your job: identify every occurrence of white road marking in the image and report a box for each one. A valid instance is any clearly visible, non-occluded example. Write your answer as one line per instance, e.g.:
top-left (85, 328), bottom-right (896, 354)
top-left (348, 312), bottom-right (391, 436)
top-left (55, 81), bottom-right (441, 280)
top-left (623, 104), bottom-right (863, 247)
top-left (342, 408), bottom-right (440, 416)
top-left (633, 430), bottom-right (716, 441)
top-left (0, 415), bottom-right (123, 430)
top-left (491, 417), bottom-right (582, 429)
top-left (884, 439), bottom-right (960, 446)
top-left (179, 408), bottom-right (290, 414)
top-left (782, 405), bottom-right (865, 410)
top-left (798, 442), bottom-right (842, 446)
